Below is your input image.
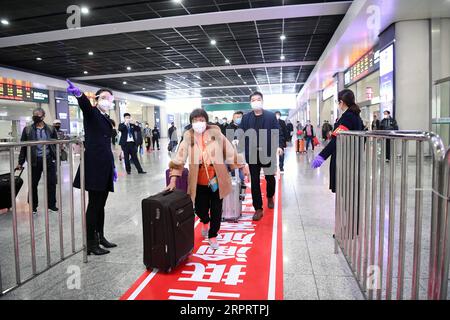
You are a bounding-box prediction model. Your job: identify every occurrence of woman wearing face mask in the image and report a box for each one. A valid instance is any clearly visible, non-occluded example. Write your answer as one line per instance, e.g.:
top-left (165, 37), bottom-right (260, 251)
top-left (166, 108), bottom-right (247, 250)
top-left (66, 79), bottom-right (118, 256)
top-left (311, 89), bottom-right (364, 193)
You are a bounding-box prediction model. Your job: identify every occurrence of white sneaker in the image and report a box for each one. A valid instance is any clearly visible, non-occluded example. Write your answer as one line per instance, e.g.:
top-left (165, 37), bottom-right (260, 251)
top-left (208, 238), bottom-right (219, 250)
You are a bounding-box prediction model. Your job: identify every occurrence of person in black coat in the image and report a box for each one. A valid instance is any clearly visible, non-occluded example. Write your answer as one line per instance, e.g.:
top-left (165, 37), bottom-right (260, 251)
top-left (16, 107), bottom-right (58, 214)
top-left (118, 113), bottom-right (146, 174)
top-left (237, 91), bottom-right (284, 221)
top-left (151, 126), bottom-right (160, 150)
top-left (311, 89), bottom-right (364, 193)
top-left (286, 120), bottom-right (294, 143)
top-left (66, 80), bottom-right (118, 256)
top-left (275, 111), bottom-right (289, 172)
top-left (379, 110), bottom-right (399, 161)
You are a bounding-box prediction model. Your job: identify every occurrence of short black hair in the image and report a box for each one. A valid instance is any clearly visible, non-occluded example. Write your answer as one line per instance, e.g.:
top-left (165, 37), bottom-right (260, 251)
top-left (123, 113), bottom-right (131, 118)
top-left (189, 108), bottom-right (209, 124)
top-left (95, 88), bottom-right (113, 100)
top-left (275, 111), bottom-right (281, 115)
top-left (249, 91), bottom-right (263, 101)
top-left (233, 111), bottom-right (244, 116)
top-left (384, 110), bottom-right (391, 115)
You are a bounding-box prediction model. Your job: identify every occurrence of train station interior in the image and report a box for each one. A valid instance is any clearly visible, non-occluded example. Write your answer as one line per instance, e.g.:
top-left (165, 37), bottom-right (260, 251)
top-left (0, 0), bottom-right (450, 306)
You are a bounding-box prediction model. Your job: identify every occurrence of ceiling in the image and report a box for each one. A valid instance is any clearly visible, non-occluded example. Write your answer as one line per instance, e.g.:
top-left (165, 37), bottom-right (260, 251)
top-left (0, 0), bottom-right (350, 104)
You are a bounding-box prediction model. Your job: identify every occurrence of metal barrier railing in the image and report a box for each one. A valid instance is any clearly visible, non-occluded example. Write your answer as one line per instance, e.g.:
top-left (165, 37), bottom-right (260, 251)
top-left (335, 130), bottom-right (450, 300)
top-left (0, 139), bottom-right (86, 296)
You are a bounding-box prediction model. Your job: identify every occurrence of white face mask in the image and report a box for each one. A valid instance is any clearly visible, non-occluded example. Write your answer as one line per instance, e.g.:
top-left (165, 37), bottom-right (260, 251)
top-left (251, 100), bottom-right (263, 110)
top-left (276, 115), bottom-right (280, 120)
top-left (192, 121), bottom-right (206, 134)
top-left (97, 100), bottom-right (112, 112)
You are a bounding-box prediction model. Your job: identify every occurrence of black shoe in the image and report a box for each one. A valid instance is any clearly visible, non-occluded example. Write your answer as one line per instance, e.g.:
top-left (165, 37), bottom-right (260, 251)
top-left (332, 234), bottom-right (335, 239)
top-left (127, 171), bottom-right (131, 175)
top-left (268, 197), bottom-right (275, 209)
top-left (138, 171), bottom-right (147, 174)
top-left (49, 206), bottom-right (59, 212)
top-left (87, 245), bottom-right (110, 255)
top-left (99, 234), bottom-right (117, 248)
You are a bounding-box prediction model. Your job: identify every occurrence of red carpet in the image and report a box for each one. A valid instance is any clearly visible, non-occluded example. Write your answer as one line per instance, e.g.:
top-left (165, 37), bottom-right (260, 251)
top-left (120, 174), bottom-right (283, 300)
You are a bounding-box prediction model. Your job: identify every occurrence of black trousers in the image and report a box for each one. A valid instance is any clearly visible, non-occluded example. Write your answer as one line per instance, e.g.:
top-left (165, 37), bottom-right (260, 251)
top-left (31, 157), bottom-right (57, 210)
top-left (152, 137), bottom-right (160, 149)
top-left (248, 163), bottom-right (276, 210)
top-left (86, 190), bottom-right (109, 242)
top-left (195, 185), bottom-right (223, 239)
top-left (122, 142), bottom-right (144, 173)
top-left (386, 140), bottom-right (391, 160)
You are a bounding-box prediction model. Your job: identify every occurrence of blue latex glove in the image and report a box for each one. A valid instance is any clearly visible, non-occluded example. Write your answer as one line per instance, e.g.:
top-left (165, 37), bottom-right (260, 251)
top-left (311, 155), bottom-right (325, 169)
top-left (113, 168), bottom-right (118, 182)
top-left (66, 79), bottom-right (82, 97)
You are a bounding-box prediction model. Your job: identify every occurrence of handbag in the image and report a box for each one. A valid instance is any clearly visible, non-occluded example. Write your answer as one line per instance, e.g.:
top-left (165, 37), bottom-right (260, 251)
top-left (200, 144), bottom-right (218, 193)
top-left (313, 136), bottom-right (320, 147)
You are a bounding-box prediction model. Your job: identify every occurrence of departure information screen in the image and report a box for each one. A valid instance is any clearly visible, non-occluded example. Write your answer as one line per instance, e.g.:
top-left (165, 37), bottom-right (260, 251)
top-left (0, 78), bottom-right (49, 103)
top-left (344, 49), bottom-right (380, 86)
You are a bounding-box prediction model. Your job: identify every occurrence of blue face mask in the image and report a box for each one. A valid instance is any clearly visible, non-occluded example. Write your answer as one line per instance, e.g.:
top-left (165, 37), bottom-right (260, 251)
top-left (234, 118), bottom-right (242, 125)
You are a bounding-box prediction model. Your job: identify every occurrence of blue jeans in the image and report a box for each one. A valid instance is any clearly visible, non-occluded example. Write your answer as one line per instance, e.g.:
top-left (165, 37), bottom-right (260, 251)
top-left (305, 137), bottom-right (314, 150)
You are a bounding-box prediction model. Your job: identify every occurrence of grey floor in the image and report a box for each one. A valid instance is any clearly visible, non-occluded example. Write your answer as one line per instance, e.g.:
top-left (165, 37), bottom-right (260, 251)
top-left (0, 140), bottom-right (367, 300)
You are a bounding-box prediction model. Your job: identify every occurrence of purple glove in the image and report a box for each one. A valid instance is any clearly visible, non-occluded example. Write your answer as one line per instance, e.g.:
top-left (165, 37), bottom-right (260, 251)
top-left (66, 79), bottom-right (82, 97)
top-left (311, 155), bottom-right (325, 169)
top-left (113, 168), bottom-right (118, 182)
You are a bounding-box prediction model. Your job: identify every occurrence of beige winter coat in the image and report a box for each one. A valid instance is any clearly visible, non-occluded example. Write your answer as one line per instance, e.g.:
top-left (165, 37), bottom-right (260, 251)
top-left (168, 125), bottom-right (245, 202)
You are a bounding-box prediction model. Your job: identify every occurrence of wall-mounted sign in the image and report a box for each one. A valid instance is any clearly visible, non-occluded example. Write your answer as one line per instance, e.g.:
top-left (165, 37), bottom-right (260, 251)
top-left (59, 113), bottom-right (68, 120)
top-left (344, 48), bottom-right (380, 86)
top-left (0, 78), bottom-right (49, 103)
top-left (379, 44), bottom-right (395, 115)
top-left (322, 82), bottom-right (337, 101)
top-left (31, 88), bottom-right (49, 103)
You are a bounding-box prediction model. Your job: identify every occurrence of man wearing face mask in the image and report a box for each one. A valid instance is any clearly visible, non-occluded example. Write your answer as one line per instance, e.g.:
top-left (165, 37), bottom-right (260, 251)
top-left (16, 108), bottom-right (58, 215)
top-left (275, 111), bottom-right (289, 173)
top-left (237, 92), bottom-right (284, 221)
top-left (226, 111), bottom-right (244, 142)
top-left (220, 117), bottom-right (228, 135)
top-left (379, 110), bottom-right (399, 161)
top-left (53, 119), bottom-right (66, 140)
top-left (118, 113), bottom-right (146, 174)
top-left (66, 79), bottom-right (118, 255)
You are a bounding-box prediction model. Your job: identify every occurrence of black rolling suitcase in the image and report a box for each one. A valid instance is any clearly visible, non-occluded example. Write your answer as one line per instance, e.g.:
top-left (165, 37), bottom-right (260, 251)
top-left (0, 168), bottom-right (24, 211)
top-left (142, 189), bottom-right (195, 272)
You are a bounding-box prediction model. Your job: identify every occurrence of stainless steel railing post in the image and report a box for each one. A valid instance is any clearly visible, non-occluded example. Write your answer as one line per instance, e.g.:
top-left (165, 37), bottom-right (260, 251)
top-left (362, 137), bottom-right (372, 292)
top-left (437, 151), bottom-right (450, 299)
top-left (80, 143), bottom-right (88, 263)
top-left (396, 140), bottom-right (409, 300)
top-left (69, 142), bottom-right (75, 253)
top-left (349, 136), bottom-right (355, 266)
top-left (411, 141), bottom-right (424, 299)
top-left (386, 140), bottom-right (397, 300)
top-left (376, 139), bottom-right (386, 300)
top-left (56, 144), bottom-right (64, 260)
top-left (27, 146), bottom-right (37, 275)
top-left (42, 145), bottom-right (51, 267)
top-left (368, 138), bottom-right (378, 300)
top-left (9, 147), bottom-right (20, 285)
top-left (357, 136), bottom-right (365, 281)
top-left (335, 136), bottom-right (341, 254)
